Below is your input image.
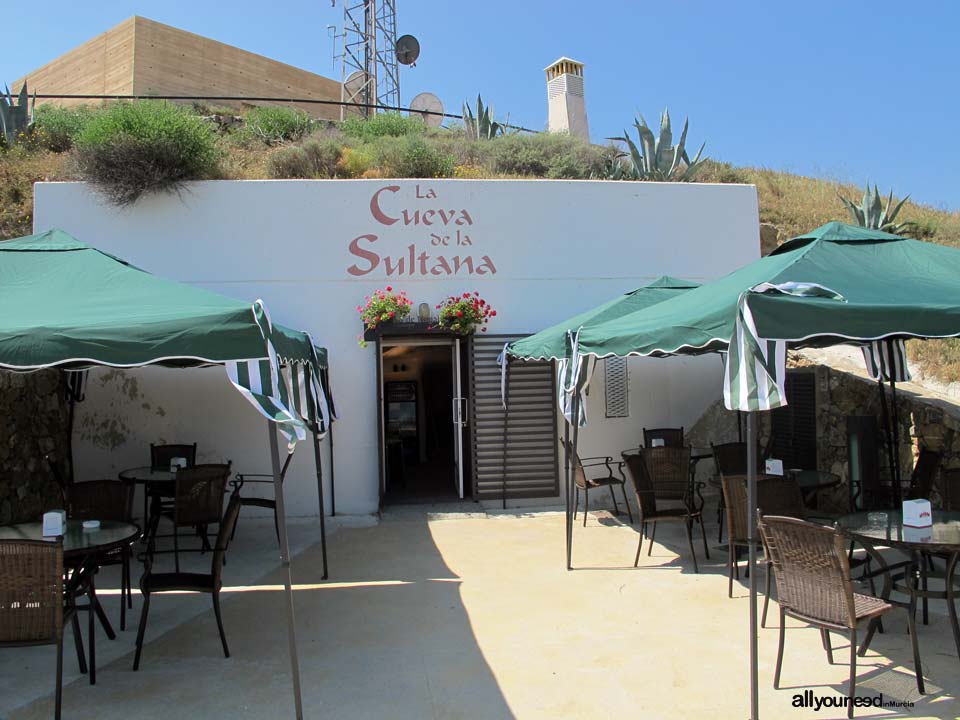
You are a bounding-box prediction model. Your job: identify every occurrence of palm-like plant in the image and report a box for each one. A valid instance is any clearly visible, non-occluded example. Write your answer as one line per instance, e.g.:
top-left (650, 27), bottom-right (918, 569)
top-left (838, 183), bottom-right (916, 236)
top-left (462, 95), bottom-right (503, 140)
top-left (0, 82), bottom-right (35, 146)
top-left (609, 108), bottom-right (706, 182)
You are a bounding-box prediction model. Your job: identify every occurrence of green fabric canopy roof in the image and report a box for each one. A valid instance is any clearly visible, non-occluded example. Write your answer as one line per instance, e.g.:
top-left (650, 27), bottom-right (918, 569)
top-left (506, 275), bottom-right (700, 361)
top-left (0, 229), bottom-right (326, 370)
top-left (0, 229), bottom-right (331, 441)
top-left (571, 222), bottom-right (960, 411)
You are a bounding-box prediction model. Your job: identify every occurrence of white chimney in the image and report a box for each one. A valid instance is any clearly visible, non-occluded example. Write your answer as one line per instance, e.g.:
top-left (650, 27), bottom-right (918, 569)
top-left (545, 57), bottom-right (589, 141)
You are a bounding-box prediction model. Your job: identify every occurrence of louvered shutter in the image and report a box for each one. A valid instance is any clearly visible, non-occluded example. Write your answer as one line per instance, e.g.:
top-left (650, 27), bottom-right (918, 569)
top-left (770, 370), bottom-right (818, 470)
top-left (469, 334), bottom-right (560, 500)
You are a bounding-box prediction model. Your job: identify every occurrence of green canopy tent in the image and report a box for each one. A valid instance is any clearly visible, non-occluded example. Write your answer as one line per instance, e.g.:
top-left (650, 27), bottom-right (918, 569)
top-left (0, 229), bottom-right (336, 719)
top-left (560, 222), bottom-right (960, 719)
top-left (504, 276), bottom-right (700, 546)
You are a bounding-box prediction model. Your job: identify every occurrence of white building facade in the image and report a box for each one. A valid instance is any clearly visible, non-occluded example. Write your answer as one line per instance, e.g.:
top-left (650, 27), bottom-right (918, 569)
top-left (35, 179), bottom-right (759, 516)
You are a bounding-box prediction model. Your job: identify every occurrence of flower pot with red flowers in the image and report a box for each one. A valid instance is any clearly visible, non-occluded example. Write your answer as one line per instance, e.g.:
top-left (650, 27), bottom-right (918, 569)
top-left (435, 292), bottom-right (496, 335)
top-left (357, 286), bottom-right (413, 347)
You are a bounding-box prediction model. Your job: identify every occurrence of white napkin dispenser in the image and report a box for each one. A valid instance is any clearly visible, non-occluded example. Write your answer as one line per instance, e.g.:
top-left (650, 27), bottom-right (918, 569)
top-left (42, 509), bottom-right (66, 537)
top-left (169, 456), bottom-right (188, 471)
top-left (765, 458), bottom-right (784, 476)
top-left (903, 498), bottom-right (932, 528)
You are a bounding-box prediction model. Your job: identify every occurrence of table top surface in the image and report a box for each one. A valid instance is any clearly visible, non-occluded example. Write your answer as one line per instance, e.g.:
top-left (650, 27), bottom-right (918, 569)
top-left (837, 510), bottom-right (960, 551)
top-left (708, 472), bottom-right (838, 490)
top-left (118, 466), bottom-right (176, 482)
top-left (0, 520), bottom-right (141, 555)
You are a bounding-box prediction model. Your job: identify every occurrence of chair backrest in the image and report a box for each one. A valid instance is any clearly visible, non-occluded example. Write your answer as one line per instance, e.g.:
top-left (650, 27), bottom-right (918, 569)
top-left (643, 427), bottom-right (684, 449)
top-left (151, 443), bottom-right (198, 470)
top-left (174, 464), bottom-right (231, 528)
top-left (757, 515), bottom-right (856, 629)
top-left (940, 468), bottom-right (960, 511)
top-left (721, 474), bottom-right (750, 544)
top-left (621, 451), bottom-right (657, 516)
top-left (756, 475), bottom-right (806, 519)
top-left (560, 439), bottom-right (588, 490)
top-left (67, 479), bottom-right (134, 522)
top-left (641, 446), bottom-right (690, 503)
top-left (0, 539), bottom-right (64, 644)
top-left (909, 447), bottom-right (942, 500)
top-left (212, 492), bottom-right (243, 582)
top-left (712, 442), bottom-right (748, 476)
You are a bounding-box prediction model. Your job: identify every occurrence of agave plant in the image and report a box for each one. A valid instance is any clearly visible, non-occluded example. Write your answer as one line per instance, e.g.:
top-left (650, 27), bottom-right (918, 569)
top-left (0, 82), bottom-right (35, 146)
top-left (609, 108), bottom-right (706, 182)
top-left (838, 183), bottom-right (916, 236)
top-left (462, 94), bottom-right (503, 140)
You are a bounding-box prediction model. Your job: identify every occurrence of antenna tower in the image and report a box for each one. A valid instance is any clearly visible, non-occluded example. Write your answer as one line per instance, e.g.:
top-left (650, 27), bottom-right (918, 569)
top-left (340, 0), bottom-right (400, 119)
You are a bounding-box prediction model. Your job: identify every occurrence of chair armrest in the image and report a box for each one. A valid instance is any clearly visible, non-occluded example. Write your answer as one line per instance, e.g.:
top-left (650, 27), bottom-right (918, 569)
top-left (231, 473), bottom-right (278, 491)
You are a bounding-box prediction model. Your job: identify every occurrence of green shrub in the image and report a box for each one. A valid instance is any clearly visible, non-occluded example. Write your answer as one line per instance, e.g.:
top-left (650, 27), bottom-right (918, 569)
top-left (75, 100), bottom-right (220, 205)
top-left (484, 133), bottom-right (610, 179)
top-left (31, 104), bottom-right (94, 152)
top-left (372, 135), bottom-right (455, 178)
top-left (241, 106), bottom-right (313, 145)
top-left (268, 138), bottom-right (343, 179)
top-left (339, 112), bottom-right (426, 141)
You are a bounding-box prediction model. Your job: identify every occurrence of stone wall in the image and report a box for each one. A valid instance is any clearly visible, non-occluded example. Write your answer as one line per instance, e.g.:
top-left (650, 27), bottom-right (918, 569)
top-left (0, 371), bottom-right (70, 524)
top-left (686, 356), bottom-right (960, 513)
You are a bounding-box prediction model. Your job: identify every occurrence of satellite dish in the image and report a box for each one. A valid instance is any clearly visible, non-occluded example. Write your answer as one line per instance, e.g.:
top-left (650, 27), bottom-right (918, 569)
top-left (342, 69), bottom-right (368, 118)
top-left (409, 92), bottom-right (444, 128)
top-left (396, 35), bottom-right (420, 66)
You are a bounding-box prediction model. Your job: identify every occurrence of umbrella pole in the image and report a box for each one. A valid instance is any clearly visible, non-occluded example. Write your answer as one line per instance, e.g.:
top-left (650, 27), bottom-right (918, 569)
top-left (890, 377), bottom-right (902, 505)
top-left (311, 423), bottom-right (329, 580)
top-left (747, 412), bottom-right (759, 720)
top-left (569, 391), bottom-right (582, 572)
top-left (502, 359), bottom-right (510, 510)
top-left (876, 378), bottom-right (897, 509)
top-left (268, 423), bottom-right (304, 720)
top-left (328, 423), bottom-right (336, 517)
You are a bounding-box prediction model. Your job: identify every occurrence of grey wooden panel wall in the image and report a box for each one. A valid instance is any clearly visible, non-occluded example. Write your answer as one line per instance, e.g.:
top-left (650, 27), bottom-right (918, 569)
top-left (468, 334), bottom-right (559, 500)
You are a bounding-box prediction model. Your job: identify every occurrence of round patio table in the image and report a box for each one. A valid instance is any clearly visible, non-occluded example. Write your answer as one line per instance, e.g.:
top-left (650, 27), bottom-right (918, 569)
top-left (787, 469), bottom-right (840, 508)
top-left (119, 466), bottom-right (176, 528)
top-left (0, 519), bottom-right (141, 685)
top-left (836, 510), bottom-right (960, 691)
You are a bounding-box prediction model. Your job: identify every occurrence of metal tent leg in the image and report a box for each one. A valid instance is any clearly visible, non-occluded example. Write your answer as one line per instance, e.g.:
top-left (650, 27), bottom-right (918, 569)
top-left (568, 392), bottom-right (582, 571)
top-left (268, 423), bottom-right (304, 720)
top-left (328, 423), bottom-right (336, 517)
top-left (747, 412), bottom-right (759, 720)
top-left (312, 425), bottom-right (329, 580)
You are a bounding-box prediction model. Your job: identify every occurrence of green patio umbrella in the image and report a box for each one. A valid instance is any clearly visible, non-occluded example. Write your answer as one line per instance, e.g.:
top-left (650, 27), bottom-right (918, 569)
top-left (563, 222), bottom-right (960, 720)
top-left (0, 229), bottom-right (335, 719)
top-left (506, 275), bottom-right (700, 361)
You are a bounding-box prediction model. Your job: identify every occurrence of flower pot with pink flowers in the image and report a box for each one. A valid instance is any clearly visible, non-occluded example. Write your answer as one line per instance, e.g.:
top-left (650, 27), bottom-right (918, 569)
top-left (435, 292), bottom-right (496, 335)
top-left (357, 286), bottom-right (413, 347)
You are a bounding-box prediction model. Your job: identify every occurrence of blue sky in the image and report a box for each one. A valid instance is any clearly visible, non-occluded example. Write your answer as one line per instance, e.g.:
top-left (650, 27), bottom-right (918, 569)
top-left (9, 1), bottom-right (960, 209)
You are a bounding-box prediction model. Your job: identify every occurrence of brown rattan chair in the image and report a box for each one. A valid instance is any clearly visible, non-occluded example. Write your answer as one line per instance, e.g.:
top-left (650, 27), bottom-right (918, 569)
top-left (564, 439), bottom-right (633, 526)
top-left (0, 539), bottom-right (85, 720)
top-left (713, 441), bottom-right (747, 543)
top-left (757, 515), bottom-right (918, 717)
top-left (66, 479), bottom-right (136, 630)
top-left (621, 447), bottom-right (708, 573)
top-left (133, 491), bottom-right (242, 671)
top-left (642, 427), bottom-right (684, 448)
top-left (146, 442), bottom-right (197, 528)
top-left (721, 474), bottom-right (805, 605)
top-left (147, 464), bottom-right (230, 573)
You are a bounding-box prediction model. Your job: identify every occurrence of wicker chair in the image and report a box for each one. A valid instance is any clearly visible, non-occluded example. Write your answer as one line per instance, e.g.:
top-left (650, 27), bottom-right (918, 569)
top-left (148, 464), bottom-right (230, 573)
top-left (134, 491), bottom-right (242, 670)
top-left (66, 479), bottom-right (136, 630)
top-left (563, 439), bottom-right (633, 526)
top-left (0, 539), bottom-right (84, 720)
top-left (621, 447), bottom-right (708, 573)
top-left (146, 442), bottom-right (197, 528)
top-left (642, 427), bottom-right (684, 448)
top-left (712, 442), bottom-right (749, 543)
top-left (757, 515), bottom-right (915, 718)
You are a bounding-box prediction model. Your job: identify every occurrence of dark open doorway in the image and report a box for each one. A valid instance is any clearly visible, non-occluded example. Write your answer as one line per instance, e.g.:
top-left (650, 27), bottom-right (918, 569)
top-left (380, 339), bottom-right (471, 505)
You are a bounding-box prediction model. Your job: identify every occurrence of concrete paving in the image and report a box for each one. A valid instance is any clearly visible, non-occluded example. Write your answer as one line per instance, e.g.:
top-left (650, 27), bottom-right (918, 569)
top-left (2, 505), bottom-right (958, 719)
